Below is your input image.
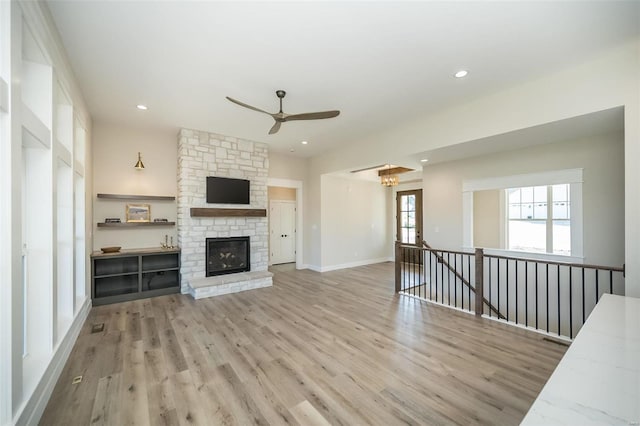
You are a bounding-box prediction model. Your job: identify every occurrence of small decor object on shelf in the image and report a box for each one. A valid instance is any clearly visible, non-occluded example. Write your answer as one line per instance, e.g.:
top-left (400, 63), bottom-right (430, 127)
top-left (126, 203), bottom-right (151, 222)
top-left (100, 246), bottom-right (121, 253)
top-left (105, 218), bottom-right (121, 223)
top-left (153, 218), bottom-right (168, 222)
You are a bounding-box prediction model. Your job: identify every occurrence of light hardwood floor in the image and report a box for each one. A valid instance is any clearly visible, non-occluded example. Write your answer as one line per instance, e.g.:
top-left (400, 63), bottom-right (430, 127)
top-left (41, 262), bottom-right (567, 425)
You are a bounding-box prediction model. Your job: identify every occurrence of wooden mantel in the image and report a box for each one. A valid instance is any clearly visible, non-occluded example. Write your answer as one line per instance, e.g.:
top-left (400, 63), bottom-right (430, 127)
top-left (190, 208), bottom-right (267, 218)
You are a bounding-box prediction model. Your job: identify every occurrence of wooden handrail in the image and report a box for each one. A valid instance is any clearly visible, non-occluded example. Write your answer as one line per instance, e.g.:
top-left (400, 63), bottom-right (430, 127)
top-left (483, 253), bottom-right (625, 272)
top-left (421, 241), bottom-right (505, 319)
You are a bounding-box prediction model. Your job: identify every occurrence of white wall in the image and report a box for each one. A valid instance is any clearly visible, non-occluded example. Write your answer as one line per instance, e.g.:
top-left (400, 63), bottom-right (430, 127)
top-left (473, 190), bottom-right (502, 249)
top-left (269, 152), bottom-right (308, 181)
top-left (92, 122), bottom-right (177, 250)
top-left (320, 174), bottom-right (392, 271)
top-left (423, 132), bottom-right (625, 267)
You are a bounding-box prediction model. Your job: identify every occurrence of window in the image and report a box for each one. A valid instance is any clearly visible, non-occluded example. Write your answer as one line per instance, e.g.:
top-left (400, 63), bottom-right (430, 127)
top-left (506, 184), bottom-right (571, 255)
top-left (396, 190), bottom-right (422, 245)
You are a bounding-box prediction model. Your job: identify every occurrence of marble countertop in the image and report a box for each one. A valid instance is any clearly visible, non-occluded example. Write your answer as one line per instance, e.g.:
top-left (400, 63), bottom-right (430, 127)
top-left (522, 294), bottom-right (640, 425)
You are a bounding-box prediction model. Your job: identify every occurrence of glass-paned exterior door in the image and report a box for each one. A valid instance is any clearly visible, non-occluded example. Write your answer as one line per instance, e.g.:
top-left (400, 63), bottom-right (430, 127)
top-left (396, 189), bottom-right (423, 245)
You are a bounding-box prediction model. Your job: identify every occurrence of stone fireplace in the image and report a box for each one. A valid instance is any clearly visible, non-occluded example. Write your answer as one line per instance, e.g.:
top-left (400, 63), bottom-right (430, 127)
top-left (177, 129), bottom-right (273, 299)
top-left (206, 236), bottom-right (250, 276)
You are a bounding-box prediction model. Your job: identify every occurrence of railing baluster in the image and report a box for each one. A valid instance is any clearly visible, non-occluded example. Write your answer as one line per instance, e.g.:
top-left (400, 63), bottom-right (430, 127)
top-left (413, 247), bottom-right (416, 297)
top-left (488, 257), bottom-right (492, 317)
top-left (595, 269), bottom-right (599, 304)
top-left (525, 261), bottom-right (528, 328)
top-left (454, 253), bottom-right (458, 308)
top-left (515, 260), bottom-right (518, 325)
top-left (546, 263), bottom-right (549, 333)
top-left (535, 263), bottom-right (539, 329)
top-left (569, 266), bottom-right (573, 339)
top-left (609, 269), bottom-right (613, 295)
top-left (506, 259), bottom-right (510, 322)
top-left (440, 251), bottom-right (443, 304)
top-left (557, 264), bottom-right (561, 336)
top-left (475, 248), bottom-right (484, 316)
top-left (497, 258), bottom-right (500, 319)
top-left (430, 250), bottom-right (434, 301)
top-left (582, 267), bottom-right (586, 324)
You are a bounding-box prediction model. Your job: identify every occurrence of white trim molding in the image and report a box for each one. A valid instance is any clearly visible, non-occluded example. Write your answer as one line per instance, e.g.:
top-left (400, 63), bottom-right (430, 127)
top-left (317, 257), bottom-right (393, 273)
top-left (14, 298), bottom-right (91, 426)
top-left (0, 77), bottom-right (8, 113)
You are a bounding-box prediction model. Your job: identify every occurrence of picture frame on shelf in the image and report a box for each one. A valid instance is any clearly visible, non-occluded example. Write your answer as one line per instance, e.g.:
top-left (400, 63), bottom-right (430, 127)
top-left (126, 203), bottom-right (151, 222)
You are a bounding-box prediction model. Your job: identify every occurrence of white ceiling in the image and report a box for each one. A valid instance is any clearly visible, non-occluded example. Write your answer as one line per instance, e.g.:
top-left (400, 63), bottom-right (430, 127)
top-left (47, 1), bottom-right (639, 158)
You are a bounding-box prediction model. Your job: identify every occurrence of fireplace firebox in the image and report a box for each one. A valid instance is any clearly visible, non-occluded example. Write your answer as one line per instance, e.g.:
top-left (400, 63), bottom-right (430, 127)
top-left (205, 237), bottom-right (250, 277)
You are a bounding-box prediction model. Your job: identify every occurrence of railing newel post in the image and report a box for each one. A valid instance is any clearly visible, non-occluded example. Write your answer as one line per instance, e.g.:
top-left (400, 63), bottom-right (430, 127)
top-left (395, 241), bottom-right (402, 293)
top-left (475, 248), bottom-right (484, 316)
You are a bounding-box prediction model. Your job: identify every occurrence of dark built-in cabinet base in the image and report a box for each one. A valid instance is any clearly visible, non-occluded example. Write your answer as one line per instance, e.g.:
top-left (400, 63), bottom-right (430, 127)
top-left (91, 247), bottom-right (180, 306)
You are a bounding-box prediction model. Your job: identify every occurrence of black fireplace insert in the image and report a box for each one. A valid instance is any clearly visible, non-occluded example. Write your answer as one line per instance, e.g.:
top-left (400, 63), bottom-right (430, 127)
top-left (205, 236), bottom-right (250, 276)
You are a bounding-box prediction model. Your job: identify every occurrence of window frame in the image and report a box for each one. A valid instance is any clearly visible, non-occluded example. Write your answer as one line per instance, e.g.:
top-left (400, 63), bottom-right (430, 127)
top-left (506, 184), bottom-right (572, 255)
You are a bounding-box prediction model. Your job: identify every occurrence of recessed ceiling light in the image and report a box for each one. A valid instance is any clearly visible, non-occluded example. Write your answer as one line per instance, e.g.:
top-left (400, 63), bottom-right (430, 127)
top-left (420, 159), bottom-right (429, 162)
top-left (301, 140), bottom-right (308, 145)
top-left (454, 70), bottom-right (468, 78)
top-left (136, 104), bottom-right (148, 110)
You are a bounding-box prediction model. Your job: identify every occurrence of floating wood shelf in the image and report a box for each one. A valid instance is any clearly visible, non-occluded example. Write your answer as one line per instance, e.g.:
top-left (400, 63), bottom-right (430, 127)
top-left (190, 208), bottom-right (267, 218)
top-left (97, 221), bottom-right (176, 228)
top-left (97, 193), bottom-right (176, 201)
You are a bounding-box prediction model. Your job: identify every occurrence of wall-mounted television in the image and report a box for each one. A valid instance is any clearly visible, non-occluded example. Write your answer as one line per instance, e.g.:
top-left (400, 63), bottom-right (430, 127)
top-left (206, 176), bottom-right (250, 204)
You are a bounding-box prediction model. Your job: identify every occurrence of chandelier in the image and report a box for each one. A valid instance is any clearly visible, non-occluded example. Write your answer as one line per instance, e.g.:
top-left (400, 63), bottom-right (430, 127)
top-left (380, 164), bottom-right (399, 187)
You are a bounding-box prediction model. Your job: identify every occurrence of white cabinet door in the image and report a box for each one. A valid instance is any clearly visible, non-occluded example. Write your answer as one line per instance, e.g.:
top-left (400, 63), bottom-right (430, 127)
top-left (270, 201), bottom-right (296, 264)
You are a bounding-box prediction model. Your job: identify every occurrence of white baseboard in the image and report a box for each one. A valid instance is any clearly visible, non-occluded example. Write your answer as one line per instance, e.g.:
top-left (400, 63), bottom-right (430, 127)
top-left (318, 257), bottom-right (393, 273)
top-left (14, 297), bottom-right (92, 426)
top-left (304, 264), bottom-right (322, 272)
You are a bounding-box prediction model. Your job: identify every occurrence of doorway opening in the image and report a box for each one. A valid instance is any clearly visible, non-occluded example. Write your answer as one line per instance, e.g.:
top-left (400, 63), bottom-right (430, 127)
top-left (268, 186), bottom-right (297, 265)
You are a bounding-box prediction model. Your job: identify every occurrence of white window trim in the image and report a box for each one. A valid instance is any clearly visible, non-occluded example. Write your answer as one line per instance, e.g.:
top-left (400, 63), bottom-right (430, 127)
top-left (462, 169), bottom-right (583, 261)
top-left (0, 78), bottom-right (8, 112)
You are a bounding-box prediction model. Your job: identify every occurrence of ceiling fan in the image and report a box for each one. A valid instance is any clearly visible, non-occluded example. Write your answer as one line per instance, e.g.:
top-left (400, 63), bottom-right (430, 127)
top-left (226, 90), bottom-right (340, 135)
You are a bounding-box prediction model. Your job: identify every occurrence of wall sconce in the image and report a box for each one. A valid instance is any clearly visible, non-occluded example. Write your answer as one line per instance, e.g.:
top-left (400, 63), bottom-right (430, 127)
top-left (134, 152), bottom-right (145, 170)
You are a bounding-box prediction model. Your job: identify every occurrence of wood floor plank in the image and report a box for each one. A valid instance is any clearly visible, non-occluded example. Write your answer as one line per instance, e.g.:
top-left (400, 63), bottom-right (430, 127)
top-left (119, 339), bottom-right (150, 426)
top-left (89, 372), bottom-right (122, 425)
top-left (41, 262), bottom-right (566, 426)
top-left (290, 400), bottom-right (331, 426)
top-left (169, 370), bottom-right (209, 426)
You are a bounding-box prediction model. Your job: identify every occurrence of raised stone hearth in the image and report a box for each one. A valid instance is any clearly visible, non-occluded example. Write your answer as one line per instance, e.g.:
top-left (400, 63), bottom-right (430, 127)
top-left (187, 270), bottom-right (273, 299)
top-left (177, 129), bottom-right (272, 299)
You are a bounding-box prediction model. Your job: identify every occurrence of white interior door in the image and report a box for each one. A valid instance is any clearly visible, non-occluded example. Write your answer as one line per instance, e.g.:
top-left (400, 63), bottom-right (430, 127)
top-left (270, 201), bottom-right (296, 265)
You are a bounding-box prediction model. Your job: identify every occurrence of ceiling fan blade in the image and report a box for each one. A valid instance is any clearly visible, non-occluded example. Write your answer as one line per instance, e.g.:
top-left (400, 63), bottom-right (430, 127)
top-left (268, 121), bottom-right (282, 135)
top-left (284, 110), bottom-right (340, 121)
top-left (226, 96), bottom-right (272, 116)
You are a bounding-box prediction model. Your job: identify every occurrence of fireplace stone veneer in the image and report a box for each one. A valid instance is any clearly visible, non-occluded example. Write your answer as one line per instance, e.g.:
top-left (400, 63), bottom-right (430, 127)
top-left (177, 129), bottom-right (272, 298)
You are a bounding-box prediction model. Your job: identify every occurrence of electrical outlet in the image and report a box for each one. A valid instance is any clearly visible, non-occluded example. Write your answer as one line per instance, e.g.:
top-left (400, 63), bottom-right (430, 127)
top-left (72, 376), bottom-right (83, 384)
top-left (91, 323), bottom-right (105, 334)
